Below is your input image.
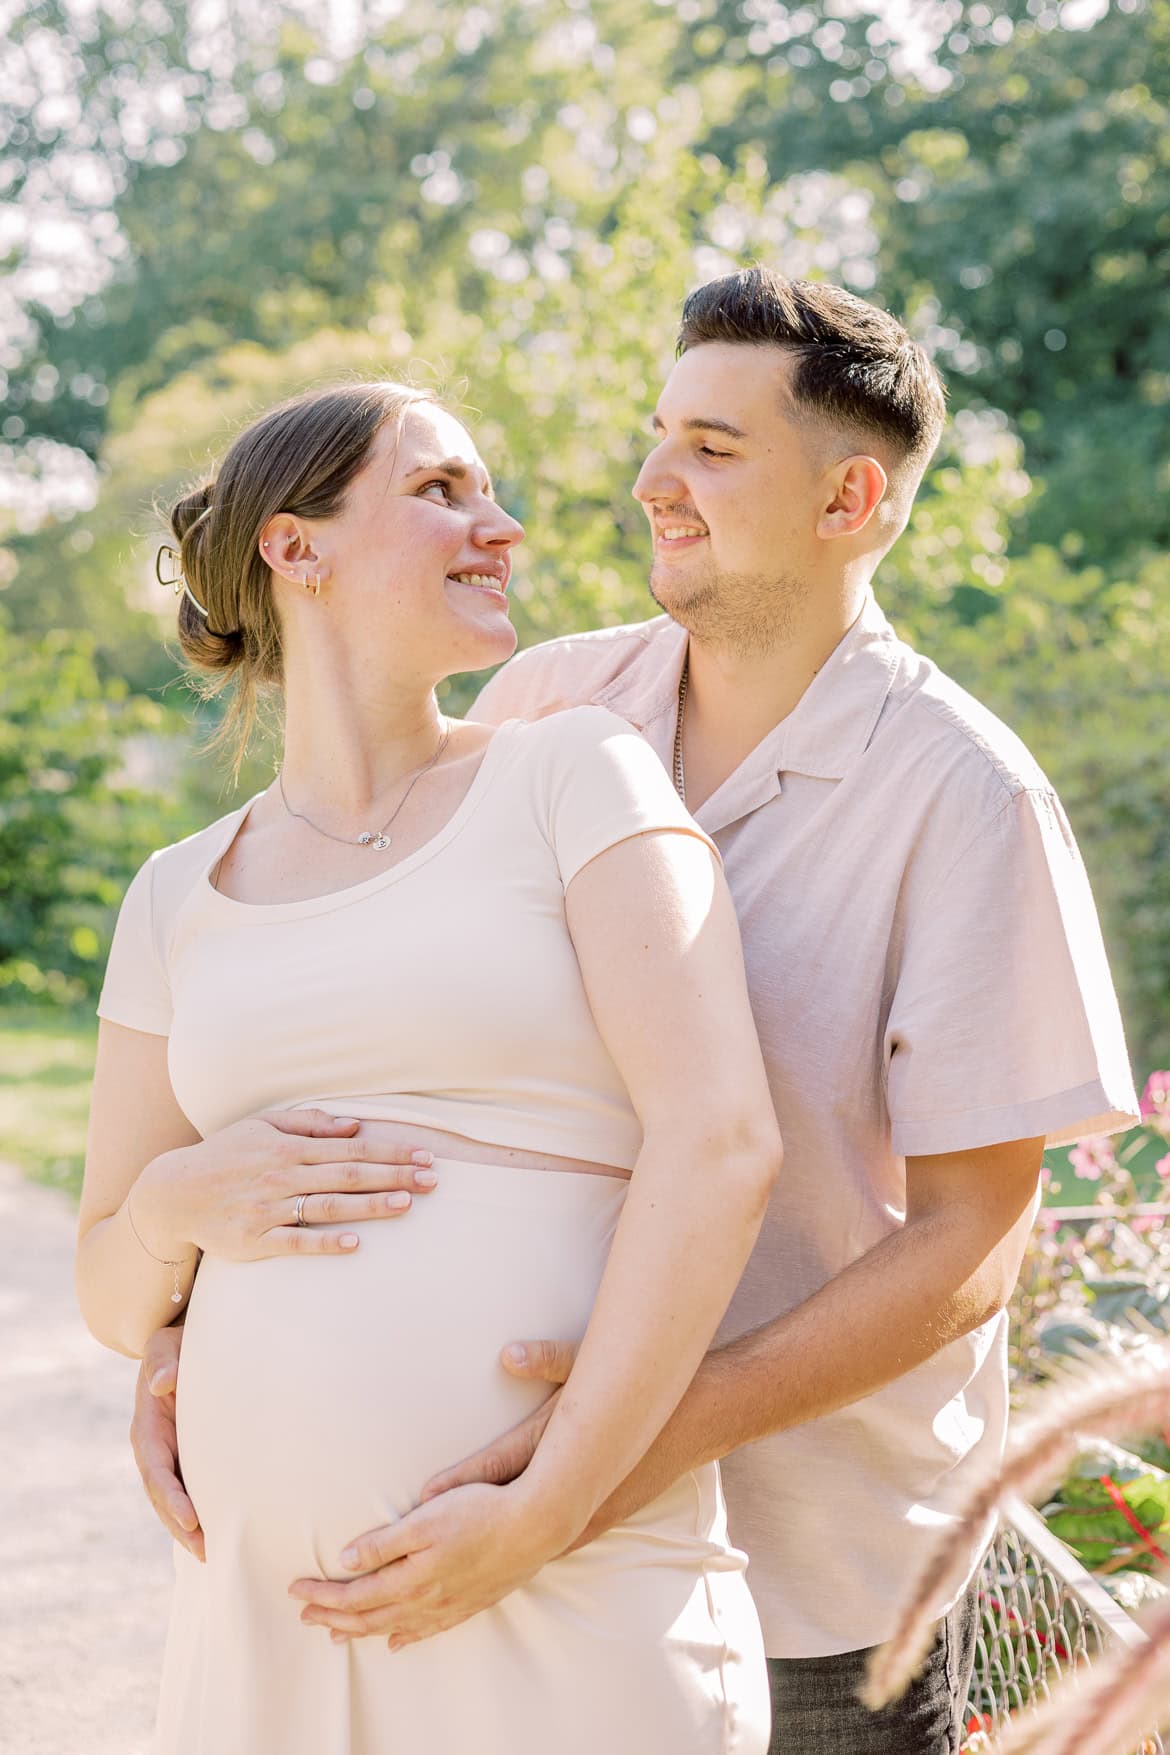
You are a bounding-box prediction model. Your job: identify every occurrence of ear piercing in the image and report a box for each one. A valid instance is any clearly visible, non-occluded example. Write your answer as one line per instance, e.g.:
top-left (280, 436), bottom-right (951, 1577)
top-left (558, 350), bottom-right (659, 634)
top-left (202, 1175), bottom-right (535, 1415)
top-left (259, 541), bottom-right (320, 596)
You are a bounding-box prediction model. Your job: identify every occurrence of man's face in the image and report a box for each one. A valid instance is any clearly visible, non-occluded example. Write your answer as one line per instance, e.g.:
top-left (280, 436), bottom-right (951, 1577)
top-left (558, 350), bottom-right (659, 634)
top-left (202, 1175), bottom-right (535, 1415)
top-left (632, 343), bottom-right (826, 647)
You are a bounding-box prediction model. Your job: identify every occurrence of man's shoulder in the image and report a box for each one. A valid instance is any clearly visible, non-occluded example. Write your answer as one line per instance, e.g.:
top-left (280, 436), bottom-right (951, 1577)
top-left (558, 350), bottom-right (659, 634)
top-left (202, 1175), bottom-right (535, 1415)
top-left (472, 616), bottom-right (671, 723)
top-left (883, 636), bottom-right (1053, 811)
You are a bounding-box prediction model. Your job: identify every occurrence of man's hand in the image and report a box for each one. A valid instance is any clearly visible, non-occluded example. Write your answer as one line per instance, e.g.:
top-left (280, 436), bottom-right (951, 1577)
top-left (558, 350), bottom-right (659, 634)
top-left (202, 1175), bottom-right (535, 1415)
top-left (416, 1336), bottom-right (702, 1549)
top-left (131, 1324), bottom-right (204, 1561)
top-left (289, 1481), bottom-right (567, 1649)
top-left (417, 1339), bottom-right (576, 1502)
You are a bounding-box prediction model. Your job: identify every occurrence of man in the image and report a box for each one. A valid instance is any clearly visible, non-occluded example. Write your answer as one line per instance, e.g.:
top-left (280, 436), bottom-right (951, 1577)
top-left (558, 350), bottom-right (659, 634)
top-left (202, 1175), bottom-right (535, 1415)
top-left (133, 268), bottom-right (1137, 1752)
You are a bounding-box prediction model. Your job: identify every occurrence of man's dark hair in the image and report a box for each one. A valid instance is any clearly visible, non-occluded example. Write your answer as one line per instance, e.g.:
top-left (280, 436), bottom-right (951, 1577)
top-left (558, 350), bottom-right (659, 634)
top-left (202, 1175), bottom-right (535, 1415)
top-left (678, 266), bottom-right (947, 471)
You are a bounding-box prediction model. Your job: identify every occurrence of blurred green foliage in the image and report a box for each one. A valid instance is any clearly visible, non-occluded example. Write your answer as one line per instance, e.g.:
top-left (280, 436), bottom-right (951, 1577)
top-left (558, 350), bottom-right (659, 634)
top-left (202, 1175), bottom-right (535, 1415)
top-left (0, 623), bottom-right (189, 1004)
top-left (1, 0), bottom-right (1167, 1070)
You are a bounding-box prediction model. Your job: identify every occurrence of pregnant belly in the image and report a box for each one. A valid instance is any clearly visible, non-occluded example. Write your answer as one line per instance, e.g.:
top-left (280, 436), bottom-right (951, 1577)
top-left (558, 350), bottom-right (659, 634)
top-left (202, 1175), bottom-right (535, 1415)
top-left (175, 1160), bottom-right (627, 1581)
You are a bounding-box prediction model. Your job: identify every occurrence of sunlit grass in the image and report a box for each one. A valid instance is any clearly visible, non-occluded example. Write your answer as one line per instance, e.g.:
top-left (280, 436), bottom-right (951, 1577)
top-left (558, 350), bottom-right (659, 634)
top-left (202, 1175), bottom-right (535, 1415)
top-left (0, 1007), bottom-right (97, 1200)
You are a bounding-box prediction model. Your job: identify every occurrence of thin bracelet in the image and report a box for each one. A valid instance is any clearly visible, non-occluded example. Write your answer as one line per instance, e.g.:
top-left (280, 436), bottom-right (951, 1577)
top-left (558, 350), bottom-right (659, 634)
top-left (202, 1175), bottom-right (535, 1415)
top-left (125, 1189), bottom-right (192, 1306)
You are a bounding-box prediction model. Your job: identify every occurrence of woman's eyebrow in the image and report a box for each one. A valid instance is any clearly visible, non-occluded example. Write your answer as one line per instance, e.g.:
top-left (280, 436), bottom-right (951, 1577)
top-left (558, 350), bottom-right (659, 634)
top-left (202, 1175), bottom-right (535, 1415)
top-left (404, 457), bottom-right (496, 497)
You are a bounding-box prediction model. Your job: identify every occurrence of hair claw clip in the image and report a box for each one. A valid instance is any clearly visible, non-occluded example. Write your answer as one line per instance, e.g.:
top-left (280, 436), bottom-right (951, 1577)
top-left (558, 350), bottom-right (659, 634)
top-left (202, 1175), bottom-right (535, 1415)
top-left (155, 544), bottom-right (184, 592)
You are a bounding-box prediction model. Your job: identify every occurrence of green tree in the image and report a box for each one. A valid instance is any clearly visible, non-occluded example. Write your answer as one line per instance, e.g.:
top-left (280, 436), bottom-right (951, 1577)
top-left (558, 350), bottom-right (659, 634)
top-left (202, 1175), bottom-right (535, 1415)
top-left (0, 621), bottom-right (187, 1003)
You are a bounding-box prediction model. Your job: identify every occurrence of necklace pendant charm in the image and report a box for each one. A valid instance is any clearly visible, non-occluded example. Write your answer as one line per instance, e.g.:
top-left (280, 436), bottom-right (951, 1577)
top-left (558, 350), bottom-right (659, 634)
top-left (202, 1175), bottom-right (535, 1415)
top-left (357, 831), bottom-right (374, 845)
top-left (372, 833), bottom-right (391, 850)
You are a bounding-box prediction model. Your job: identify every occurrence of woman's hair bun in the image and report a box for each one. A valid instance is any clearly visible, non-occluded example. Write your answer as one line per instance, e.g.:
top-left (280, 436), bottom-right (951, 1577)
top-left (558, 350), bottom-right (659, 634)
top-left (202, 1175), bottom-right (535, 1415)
top-left (170, 480), bottom-right (215, 543)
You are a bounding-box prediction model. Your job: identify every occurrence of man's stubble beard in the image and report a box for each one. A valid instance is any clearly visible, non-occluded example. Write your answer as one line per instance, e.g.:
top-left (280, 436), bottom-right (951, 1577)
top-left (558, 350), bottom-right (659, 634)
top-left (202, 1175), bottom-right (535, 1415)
top-left (648, 557), bottom-right (813, 659)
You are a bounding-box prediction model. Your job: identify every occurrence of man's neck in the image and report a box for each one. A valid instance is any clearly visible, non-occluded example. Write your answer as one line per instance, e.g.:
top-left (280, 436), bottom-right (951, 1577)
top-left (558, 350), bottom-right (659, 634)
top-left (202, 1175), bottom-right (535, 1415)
top-left (680, 586), bottom-right (867, 811)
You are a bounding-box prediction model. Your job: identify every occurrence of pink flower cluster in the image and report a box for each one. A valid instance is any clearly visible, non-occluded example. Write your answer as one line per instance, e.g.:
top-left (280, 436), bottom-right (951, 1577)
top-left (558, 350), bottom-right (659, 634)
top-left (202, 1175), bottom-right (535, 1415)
top-left (1069, 1135), bottom-right (1118, 1181)
top-left (1140, 1070), bottom-right (1170, 1123)
top-left (1140, 1073), bottom-right (1170, 1178)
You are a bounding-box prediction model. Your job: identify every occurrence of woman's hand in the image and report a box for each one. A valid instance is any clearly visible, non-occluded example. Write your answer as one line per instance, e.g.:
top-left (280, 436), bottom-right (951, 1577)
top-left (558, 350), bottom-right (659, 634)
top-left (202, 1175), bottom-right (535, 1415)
top-left (129, 1107), bottom-right (437, 1263)
top-left (289, 1479), bottom-right (573, 1650)
top-left (131, 1325), bottom-right (204, 1561)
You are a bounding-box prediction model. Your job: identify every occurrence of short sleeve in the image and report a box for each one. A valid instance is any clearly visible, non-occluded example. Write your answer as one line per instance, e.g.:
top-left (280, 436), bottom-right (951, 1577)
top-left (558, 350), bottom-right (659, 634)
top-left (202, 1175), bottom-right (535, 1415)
top-left (535, 707), bottom-right (720, 889)
top-left (96, 855), bottom-right (172, 1036)
top-left (885, 786), bottom-right (1139, 1157)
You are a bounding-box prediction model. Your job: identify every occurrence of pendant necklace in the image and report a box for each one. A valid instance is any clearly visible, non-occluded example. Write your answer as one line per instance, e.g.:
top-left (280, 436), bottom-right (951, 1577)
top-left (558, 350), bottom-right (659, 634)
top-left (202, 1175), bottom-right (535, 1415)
top-left (277, 723), bottom-right (452, 850)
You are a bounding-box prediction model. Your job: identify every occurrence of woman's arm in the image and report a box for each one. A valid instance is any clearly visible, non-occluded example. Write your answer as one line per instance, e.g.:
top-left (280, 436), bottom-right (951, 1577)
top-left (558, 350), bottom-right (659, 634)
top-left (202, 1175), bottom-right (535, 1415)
top-left (290, 824), bottom-right (780, 1645)
top-left (78, 1021), bottom-right (437, 1357)
top-left (515, 825), bottom-right (781, 1540)
top-left (77, 1023), bottom-right (204, 1356)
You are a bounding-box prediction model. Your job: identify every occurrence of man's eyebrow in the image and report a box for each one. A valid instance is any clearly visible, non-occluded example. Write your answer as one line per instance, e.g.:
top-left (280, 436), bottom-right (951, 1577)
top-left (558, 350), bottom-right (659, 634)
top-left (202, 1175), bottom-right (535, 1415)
top-left (649, 415), bottom-right (749, 441)
top-left (404, 457), bottom-right (496, 497)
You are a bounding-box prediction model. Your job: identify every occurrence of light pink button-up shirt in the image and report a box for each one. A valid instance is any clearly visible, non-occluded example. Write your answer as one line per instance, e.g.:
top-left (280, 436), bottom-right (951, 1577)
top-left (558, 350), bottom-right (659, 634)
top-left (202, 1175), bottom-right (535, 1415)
top-left (474, 591), bottom-right (1138, 1658)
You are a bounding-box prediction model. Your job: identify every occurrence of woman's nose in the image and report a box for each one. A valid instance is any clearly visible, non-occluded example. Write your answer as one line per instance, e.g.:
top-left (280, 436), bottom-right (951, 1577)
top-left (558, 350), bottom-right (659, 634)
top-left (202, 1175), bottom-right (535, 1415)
top-left (479, 505), bottom-right (525, 548)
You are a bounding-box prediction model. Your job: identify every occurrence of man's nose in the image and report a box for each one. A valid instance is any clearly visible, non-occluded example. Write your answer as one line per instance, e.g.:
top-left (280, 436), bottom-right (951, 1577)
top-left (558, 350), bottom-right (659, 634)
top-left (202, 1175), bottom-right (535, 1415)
top-left (632, 451), bottom-right (683, 506)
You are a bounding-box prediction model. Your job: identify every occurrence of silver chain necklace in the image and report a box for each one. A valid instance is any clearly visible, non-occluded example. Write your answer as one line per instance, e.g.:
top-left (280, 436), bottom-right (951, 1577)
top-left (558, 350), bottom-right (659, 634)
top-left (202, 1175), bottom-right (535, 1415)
top-left (277, 723), bottom-right (452, 850)
top-left (672, 652), bottom-right (689, 804)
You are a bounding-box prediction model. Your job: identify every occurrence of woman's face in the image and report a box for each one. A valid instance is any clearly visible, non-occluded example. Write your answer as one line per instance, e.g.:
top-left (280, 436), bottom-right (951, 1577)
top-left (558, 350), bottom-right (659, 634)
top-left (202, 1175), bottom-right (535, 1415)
top-left (304, 403), bottom-right (524, 683)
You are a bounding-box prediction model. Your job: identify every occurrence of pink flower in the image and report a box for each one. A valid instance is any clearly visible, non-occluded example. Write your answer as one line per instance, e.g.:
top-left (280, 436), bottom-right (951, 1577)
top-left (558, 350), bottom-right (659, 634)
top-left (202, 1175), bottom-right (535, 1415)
top-left (1156, 1153), bottom-right (1170, 1182)
top-left (1069, 1135), bottom-right (1117, 1180)
top-left (1140, 1072), bottom-right (1170, 1118)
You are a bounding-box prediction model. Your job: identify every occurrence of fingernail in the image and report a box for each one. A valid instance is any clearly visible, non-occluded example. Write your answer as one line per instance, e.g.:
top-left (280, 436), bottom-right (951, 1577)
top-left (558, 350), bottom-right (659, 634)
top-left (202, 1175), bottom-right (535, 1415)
top-left (388, 1192), bottom-right (411, 1210)
top-left (411, 1150), bottom-right (433, 1166)
top-left (413, 1168), bottom-right (438, 1187)
top-left (505, 1344), bottom-right (527, 1366)
top-left (335, 1117), bottom-right (359, 1127)
top-left (340, 1233), bottom-right (359, 1249)
top-left (149, 1369), bottom-right (170, 1391)
top-left (340, 1546), bottom-right (359, 1567)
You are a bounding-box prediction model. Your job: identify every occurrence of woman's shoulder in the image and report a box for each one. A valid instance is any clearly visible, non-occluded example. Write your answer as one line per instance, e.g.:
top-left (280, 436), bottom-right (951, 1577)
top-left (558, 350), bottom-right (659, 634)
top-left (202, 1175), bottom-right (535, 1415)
top-left (501, 704), bottom-right (651, 763)
top-left (132, 795), bottom-right (262, 920)
top-left (496, 706), bottom-right (681, 815)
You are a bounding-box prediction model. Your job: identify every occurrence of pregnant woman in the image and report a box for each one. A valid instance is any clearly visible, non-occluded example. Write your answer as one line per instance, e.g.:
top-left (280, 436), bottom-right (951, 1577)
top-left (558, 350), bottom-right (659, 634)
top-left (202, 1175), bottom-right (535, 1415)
top-left (77, 379), bottom-right (781, 1755)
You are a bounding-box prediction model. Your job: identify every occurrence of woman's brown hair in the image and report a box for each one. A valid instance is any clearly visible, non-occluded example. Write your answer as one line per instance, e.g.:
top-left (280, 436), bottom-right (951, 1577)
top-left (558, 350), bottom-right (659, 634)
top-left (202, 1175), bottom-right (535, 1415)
top-left (169, 379), bottom-right (437, 777)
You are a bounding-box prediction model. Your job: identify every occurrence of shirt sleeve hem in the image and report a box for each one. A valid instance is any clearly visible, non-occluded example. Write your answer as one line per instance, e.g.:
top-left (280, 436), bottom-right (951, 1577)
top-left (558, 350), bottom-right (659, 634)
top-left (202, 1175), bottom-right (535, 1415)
top-left (95, 998), bottom-right (172, 1038)
top-left (560, 820), bottom-right (721, 890)
top-left (890, 1079), bottom-right (1140, 1157)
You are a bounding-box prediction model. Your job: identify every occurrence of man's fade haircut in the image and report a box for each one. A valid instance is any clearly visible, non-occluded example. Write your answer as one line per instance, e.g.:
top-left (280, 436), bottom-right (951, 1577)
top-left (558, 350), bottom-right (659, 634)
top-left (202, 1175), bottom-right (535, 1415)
top-left (677, 266), bottom-right (947, 504)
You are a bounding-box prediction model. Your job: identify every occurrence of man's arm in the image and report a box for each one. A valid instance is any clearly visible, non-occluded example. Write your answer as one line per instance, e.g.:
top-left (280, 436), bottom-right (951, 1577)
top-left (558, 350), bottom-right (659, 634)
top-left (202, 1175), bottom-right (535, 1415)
top-left (422, 1134), bottom-right (1044, 1536)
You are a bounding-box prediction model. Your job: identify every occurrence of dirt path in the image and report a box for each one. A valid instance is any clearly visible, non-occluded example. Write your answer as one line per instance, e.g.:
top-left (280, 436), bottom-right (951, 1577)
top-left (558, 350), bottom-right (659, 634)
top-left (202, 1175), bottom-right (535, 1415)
top-left (0, 1160), bottom-right (171, 1754)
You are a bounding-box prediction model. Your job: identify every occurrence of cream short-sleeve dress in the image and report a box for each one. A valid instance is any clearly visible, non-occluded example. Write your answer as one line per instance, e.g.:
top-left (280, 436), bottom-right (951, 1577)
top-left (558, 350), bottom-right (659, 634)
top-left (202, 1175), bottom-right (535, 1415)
top-left (98, 707), bottom-right (770, 1755)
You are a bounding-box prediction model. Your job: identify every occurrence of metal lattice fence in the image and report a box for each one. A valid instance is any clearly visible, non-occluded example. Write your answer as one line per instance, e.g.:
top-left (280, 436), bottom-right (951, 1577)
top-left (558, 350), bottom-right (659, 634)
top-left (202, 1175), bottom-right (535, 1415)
top-left (963, 1495), bottom-right (1165, 1752)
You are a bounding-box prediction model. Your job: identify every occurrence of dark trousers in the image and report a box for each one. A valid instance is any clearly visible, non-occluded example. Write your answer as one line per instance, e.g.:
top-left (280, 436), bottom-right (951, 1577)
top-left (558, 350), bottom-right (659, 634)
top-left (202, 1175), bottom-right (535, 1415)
top-left (766, 1585), bottom-right (979, 1755)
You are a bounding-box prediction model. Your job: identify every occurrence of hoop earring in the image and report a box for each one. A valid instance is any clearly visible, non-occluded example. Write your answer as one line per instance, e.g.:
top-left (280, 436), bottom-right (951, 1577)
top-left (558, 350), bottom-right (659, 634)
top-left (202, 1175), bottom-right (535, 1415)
top-left (306, 569), bottom-right (321, 598)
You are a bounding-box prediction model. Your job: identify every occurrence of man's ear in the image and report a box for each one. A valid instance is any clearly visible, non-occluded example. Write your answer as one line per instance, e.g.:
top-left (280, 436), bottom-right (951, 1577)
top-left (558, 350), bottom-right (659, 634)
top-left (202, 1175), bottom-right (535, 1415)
top-left (816, 456), bottom-right (888, 540)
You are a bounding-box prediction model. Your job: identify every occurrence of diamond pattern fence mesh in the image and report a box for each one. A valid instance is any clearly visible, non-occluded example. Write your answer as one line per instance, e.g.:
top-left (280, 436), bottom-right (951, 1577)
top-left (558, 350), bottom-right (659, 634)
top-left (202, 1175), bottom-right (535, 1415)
top-left (963, 1495), bottom-right (1165, 1753)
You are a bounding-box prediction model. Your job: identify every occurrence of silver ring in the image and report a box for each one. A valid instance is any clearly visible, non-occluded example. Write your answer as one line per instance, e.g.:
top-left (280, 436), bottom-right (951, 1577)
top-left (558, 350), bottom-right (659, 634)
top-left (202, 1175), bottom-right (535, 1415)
top-left (294, 1193), bottom-right (309, 1227)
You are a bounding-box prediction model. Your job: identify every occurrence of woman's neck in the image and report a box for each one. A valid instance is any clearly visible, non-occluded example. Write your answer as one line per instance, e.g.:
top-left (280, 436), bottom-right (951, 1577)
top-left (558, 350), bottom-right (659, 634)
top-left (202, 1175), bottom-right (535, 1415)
top-left (279, 663), bottom-right (447, 820)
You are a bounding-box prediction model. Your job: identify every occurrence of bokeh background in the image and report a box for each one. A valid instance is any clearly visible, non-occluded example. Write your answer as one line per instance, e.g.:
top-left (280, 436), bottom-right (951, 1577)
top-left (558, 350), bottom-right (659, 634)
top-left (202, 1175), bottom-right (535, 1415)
top-left (1, 0), bottom-right (1168, 1188)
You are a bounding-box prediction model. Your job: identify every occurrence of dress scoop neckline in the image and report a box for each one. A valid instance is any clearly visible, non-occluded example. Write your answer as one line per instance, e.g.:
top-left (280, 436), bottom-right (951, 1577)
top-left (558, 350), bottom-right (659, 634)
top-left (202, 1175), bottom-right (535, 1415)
top-left (202, 719), bottom-right (521, 920)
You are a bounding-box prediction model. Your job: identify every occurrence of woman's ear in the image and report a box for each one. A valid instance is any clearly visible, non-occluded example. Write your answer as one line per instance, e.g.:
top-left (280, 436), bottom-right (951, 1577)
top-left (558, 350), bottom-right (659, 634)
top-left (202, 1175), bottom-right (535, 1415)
top-left (259, 514), bottom-right (321, 576)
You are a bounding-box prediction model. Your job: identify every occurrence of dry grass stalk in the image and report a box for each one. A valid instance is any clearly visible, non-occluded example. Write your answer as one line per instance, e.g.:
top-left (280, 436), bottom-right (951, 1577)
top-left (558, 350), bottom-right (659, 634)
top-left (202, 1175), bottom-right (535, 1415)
top-left (861, 1346), bottom-right (1170, 1713)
